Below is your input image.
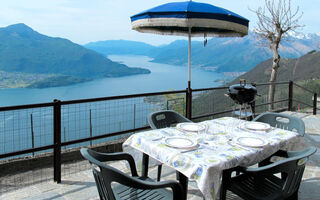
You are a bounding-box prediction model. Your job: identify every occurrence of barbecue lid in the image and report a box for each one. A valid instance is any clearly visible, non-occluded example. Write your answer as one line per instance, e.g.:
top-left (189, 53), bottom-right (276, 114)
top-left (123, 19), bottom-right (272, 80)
top-left (228, 79), bottom-right (257, 94)
top-left (227, 79), bottom-right (257, 104)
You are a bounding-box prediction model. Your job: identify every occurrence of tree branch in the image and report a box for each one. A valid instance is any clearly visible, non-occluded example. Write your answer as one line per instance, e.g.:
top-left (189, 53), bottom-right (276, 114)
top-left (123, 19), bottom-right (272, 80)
top-left (250, 0), bottom-right (304, 43)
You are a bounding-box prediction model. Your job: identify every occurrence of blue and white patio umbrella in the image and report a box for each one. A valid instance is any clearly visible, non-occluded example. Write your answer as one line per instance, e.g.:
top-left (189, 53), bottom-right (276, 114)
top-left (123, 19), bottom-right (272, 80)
top-left (131, 1), bottom-right (249, 89)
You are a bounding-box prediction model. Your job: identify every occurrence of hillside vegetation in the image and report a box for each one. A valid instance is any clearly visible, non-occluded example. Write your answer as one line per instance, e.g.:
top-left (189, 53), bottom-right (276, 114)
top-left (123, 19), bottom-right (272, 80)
top-left (0, 23), bottom-right (150, 88)
top-left (233, 50), bottom-right (320, 84)
top-left (192, 51), bottom-right (320, 117)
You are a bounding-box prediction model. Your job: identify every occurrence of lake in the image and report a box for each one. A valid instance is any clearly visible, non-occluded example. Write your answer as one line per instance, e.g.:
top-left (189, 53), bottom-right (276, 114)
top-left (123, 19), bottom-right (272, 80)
top-left (0, 55), bottom-right (225, 107)
top-left (0, 55), bottom-right (225, 155)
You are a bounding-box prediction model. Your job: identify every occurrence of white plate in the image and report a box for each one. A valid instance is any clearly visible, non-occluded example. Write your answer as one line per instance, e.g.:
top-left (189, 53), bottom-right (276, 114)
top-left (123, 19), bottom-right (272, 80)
top-left (165, 137), bottom-right (198, 149)
top-left (177, 123), bottom-right (206, 132)
top-left (242, 122), bottom-right (271, 131)
top-left (236, 137), bottom-right (268, 148)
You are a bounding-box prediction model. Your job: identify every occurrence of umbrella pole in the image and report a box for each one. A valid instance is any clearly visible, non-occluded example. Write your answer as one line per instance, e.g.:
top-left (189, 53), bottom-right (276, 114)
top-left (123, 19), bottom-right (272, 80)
top-left (188, 27), bottom-right (191, 90)
top-left (186, 27), bottom-right (192, 119)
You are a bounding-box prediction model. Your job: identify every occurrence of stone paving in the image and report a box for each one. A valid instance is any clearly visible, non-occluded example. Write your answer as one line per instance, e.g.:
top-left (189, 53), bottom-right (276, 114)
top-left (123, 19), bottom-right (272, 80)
top-left (1, 111), bottom-right (320, 200)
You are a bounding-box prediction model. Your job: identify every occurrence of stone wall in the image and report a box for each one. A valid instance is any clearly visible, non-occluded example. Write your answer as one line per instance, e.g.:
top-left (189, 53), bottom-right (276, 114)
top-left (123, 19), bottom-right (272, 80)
top-left (0, 137), bottom-right (126, 177)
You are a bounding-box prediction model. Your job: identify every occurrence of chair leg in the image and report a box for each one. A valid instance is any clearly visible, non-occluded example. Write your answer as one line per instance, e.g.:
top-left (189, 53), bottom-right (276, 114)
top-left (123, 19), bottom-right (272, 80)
top-left (142, 153), bottom-right (149, 178)
top-left (157, 164), bottom-right (162, 181)
top-left (219, 173), bottom-right (227, 200)
top-left (176, 170), bottom-right (180, 180)
top-left (220, 169), bottom-right (233, 200)
top-left (177, 172), bottom-right (188, 200)
top-left (286, 190), bottom-right (298, 200)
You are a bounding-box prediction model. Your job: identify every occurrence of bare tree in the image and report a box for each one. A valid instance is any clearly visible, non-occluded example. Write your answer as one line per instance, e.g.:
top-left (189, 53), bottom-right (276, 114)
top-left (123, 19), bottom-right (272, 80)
top-left (251, 0), bottom-right (303, 110)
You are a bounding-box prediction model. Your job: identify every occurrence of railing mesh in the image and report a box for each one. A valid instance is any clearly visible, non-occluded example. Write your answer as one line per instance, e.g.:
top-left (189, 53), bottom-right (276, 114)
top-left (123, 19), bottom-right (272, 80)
top-left (0, 107), bottom-right (54, 193)
top-left (254, 83), bottom-right (289, 114)
top-left (292, 84), bottom-right (315, 113)
top-left (60, 93), bottom-right (187, 179)
top-left (0, 107), bottom-right (53, 156)
top-left (192, 88), bottom-right (234, 120)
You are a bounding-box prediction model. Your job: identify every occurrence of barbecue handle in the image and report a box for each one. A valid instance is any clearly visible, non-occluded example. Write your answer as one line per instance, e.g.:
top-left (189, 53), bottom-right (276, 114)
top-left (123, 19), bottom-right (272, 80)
top-left (239, 79), bottom-right (246, 86)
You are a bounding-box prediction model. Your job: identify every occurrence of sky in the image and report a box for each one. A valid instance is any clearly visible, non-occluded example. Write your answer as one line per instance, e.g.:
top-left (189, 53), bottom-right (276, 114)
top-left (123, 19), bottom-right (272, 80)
top-left (0, 0), bottom-right (319, 46)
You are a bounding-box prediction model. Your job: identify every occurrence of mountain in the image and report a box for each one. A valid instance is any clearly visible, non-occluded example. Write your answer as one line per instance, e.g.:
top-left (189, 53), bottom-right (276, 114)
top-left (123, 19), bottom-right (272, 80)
top-left (229, 50), bottom-right (320, 112)
top-left (192, 51), bottom-right (320, 117)
top-left (87, 32), bottom-right (320, 74)
top-left (232, 50), bottom-right (320, 84)
top-left (0, 23), bottom-right (150, 88)
top-left (147, 40), bottom-right (192, 66)
top-left (85, 40), bottom-right (156, 56)
top-left (149, 32), bottom-right (320, 73)
top-left (147, 37), bottom-right (270, 72)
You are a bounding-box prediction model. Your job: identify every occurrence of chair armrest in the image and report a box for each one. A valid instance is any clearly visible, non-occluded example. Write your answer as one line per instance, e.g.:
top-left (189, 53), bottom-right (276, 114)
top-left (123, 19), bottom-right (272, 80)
top-left (287, 149), bottom-right (309, 157)
top-left (87, 150), bottom-right (138, 176)
top-left (242, 163), bottom-right (279, 174)
top-left (231, 147), bottom-right (317, 179)
top-left (243, 156), bottom-right (305, 175)
top-left (258, 150), bottom-right (289, 167)
top-left (260, 148), bottom-right (313, 167)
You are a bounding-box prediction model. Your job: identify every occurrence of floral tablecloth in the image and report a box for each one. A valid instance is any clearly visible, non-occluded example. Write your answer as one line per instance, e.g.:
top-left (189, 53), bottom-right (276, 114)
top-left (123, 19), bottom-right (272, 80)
top-left (123, 117), bottom-right (305, 200)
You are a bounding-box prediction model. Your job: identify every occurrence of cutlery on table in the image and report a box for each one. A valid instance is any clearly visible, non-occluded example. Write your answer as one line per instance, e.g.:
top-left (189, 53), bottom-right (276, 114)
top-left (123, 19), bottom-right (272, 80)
top-left (152, 136), bottom-right (164, 141)
top-left (180, 146), bottom-right (203, 153)
top-left (227, 138), bottom-right (253, 151)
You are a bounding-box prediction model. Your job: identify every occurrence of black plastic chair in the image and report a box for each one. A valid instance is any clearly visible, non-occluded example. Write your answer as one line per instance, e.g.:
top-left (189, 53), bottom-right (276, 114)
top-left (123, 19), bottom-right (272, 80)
top-left (148, 110), bottom-right (191, 129)
top-left (148, 110), bottom-right (192, 181)
top-left (80, 148), bottom-right (183, 200)
top-left (220, 146), bottom-right (317, 200)
top-left (253, 112), bottom-right (305, 136)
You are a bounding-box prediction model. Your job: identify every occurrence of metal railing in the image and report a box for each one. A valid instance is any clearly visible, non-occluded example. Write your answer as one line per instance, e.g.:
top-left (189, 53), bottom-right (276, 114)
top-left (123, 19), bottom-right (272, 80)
top-left (292, 81), bottom-right (318, 115)
top-left (0, 80), bottom-right (317, 192)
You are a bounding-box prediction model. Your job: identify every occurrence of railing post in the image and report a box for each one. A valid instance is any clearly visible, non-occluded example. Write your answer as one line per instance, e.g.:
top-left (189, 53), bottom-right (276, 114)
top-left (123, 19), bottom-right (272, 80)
top-left (314, 93), bottom-right (318, 115)
top-left (185, 89), bottom-right (188, 118)
top-left (186, 87), bottom-right (192, 119)
top-left (30, 113), bottom-right (35, 156)
top-left (53, 99), bottom-right (61, 183)
top-left (288, 81), bottom-right (293, 111)
top-left (89, 109), bottom-right (92, 147)
top-left (133, 104), bottom-right (136, 129)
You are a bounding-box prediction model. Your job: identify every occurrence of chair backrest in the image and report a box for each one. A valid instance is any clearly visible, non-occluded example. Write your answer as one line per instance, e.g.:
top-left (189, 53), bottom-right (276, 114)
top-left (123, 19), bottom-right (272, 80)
top-left (260, 147), bottom-right (316, 198)
top-left (148, 110), bottom-right (191, 129)
top-left (253, 112), bottom-right (305, 136)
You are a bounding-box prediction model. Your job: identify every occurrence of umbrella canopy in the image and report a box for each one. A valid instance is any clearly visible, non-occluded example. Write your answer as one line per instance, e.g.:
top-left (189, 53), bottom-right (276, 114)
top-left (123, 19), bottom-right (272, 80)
top-left (130, 1), bottom-right (249, 89)
top-left (131, 1), bottom-right (249, 37)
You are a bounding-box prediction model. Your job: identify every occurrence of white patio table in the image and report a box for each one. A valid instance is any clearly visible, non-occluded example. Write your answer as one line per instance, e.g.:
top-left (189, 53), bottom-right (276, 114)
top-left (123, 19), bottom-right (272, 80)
top-left (123, 117), bottom-right (304, 200)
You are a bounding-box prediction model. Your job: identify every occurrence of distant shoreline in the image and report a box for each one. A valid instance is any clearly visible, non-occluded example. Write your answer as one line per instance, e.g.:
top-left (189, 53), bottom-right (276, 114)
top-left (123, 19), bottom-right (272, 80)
top-left (0, 70), bottom-right (150, 89)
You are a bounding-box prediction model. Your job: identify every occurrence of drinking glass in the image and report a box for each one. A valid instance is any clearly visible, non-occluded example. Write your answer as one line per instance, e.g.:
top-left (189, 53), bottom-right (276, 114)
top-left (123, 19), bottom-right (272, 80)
top-left (224, 117), bottom-right (242, 140)
top-left (198, 122), bottom-right (208, 142)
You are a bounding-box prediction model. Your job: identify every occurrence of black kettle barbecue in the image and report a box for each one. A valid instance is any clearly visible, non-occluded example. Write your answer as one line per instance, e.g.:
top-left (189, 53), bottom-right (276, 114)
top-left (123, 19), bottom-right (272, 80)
top-left (226, 79), bottom-right (258, 119)
top-left (227, 79), bottom-right (257, 105)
